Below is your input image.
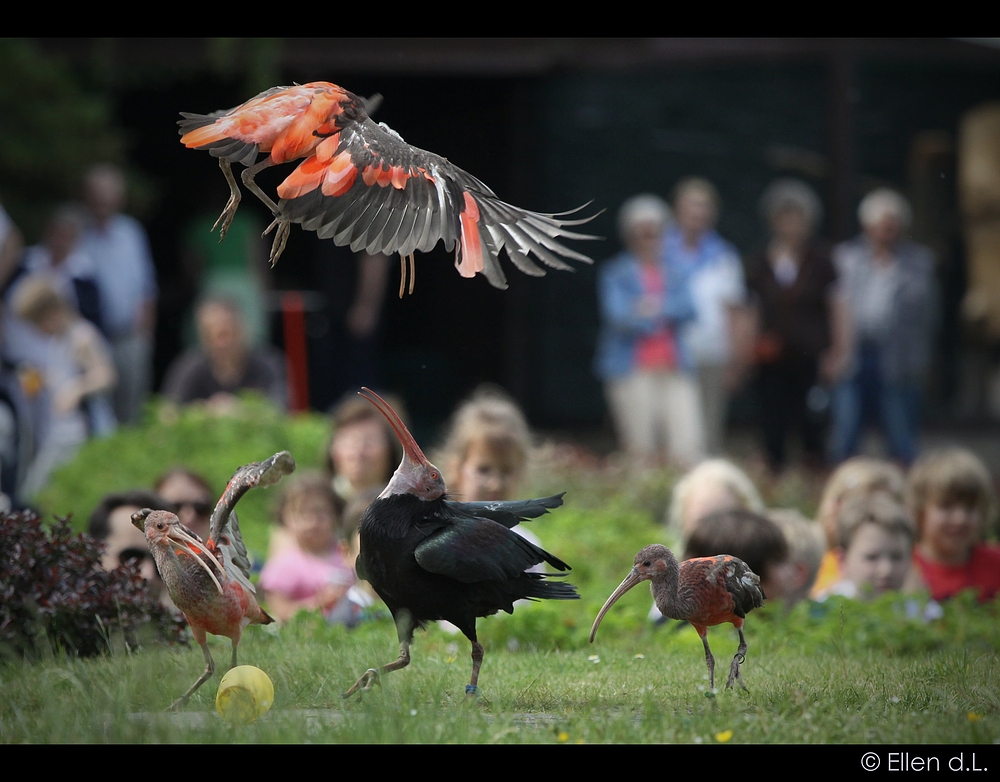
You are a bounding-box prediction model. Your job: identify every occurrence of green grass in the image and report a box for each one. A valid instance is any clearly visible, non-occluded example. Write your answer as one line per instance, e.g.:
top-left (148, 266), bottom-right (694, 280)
top-left (8, 401), bottom-right (999, 743)
top-left (1, 610), bottom-right (997, 743)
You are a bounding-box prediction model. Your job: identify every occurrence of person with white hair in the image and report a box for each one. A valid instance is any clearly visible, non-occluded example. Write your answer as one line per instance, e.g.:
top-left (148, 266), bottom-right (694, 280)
top-left (745, 179), bottom-right (848, 472)
top-left (829, 188), bottom-right (936, 465)
top-left (593, 193), bottom-right (705, 465)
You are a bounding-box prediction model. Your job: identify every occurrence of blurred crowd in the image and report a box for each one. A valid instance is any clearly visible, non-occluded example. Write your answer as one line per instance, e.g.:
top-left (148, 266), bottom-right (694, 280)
top-left (596, 178), bottom-right (935, 474)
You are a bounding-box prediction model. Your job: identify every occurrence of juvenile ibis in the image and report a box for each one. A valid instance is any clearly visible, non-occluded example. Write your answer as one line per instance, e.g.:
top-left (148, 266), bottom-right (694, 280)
top-left (343, 387), bottom-right (578, 698)
top-left (179, 82), bottom-right (598, 292)
top-left (590, 544), bottom-right (765, 691)
top-left (132, 451), bottom-right (295, 710)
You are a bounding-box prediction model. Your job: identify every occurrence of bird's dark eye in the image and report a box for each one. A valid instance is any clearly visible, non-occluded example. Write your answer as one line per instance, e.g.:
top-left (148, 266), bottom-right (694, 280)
top-left (643, 560), bottom-right (651, 567)
top-left (157, 522), bottom-right (165, 530)
top-left (431, 472), bottom-right (438, 480)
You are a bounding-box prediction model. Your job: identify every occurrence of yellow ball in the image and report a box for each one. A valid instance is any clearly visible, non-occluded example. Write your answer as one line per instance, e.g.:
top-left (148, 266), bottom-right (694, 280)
top-left (216, 665), bottom-right (274, 724)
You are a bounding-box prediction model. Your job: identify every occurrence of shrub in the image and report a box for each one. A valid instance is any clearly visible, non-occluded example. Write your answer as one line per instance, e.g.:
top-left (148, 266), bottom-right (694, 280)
top-left (0, 510), bottom-right (187, 660)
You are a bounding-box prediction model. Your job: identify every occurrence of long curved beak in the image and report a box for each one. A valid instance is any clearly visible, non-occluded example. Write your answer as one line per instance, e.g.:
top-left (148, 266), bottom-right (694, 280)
top-left (590, 568), bottom-right (644, 643)
top-left (359, 387), bottom-right (428, 466)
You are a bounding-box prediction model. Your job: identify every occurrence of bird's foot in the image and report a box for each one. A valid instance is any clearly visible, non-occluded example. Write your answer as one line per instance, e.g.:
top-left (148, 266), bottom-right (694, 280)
top-left (263, 218), bottom-right (290, 267)
top-left (212, 195), bottom-right (240, 240)
top-left (465, 684), bottom-right (478, 698)
top-left (341, 668), bottom-right (380, 699)
top-left (726, 659), bottom-right (749, 692)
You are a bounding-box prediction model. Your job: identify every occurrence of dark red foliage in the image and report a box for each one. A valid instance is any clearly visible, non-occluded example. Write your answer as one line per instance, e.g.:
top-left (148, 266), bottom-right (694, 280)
top-left (0, 510), bottom-right (187, 660)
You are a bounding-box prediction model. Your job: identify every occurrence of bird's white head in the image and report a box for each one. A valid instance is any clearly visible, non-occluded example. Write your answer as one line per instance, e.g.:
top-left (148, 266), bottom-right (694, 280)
top-left (359, 387), bottom-right (446, 502)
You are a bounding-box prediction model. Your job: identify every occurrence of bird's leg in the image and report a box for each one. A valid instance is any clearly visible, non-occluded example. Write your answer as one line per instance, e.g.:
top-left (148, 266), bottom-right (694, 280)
top-left (168, 635), bottom-right (215, 711)
top-left (341, 639), bottom-right (411, 699)
top-left (700, 631), bottom-right (716, 691)
top-left (241, 159), bottom-right (279, 215)
top-left (467, 640), bottom-right (485, 697)
top-left (726, 626), bottom-right (749, 692)
top-left (213, 159), bottom-right (241, 240)
top-left (230, 639), bottom-right (239, 670)
top-left (397, 253), bottom-right (416, 298)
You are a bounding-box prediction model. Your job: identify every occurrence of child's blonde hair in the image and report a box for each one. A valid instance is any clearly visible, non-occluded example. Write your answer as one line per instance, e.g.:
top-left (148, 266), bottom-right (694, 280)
top-left (667, 459), bottom-right (765, 537)
top-left (817, 457), bottom-right (906, 548)
top-left (768, 508), bottom-right (825, 590)
top-left (907, 447), bottom-right (997, 540)
top-left (438, 385), bottom-right (532, 483)
top-left (13, 276), bottom-right (69, 325)
top-left (274, 471), bottom-right (347, 539)
top-left (835, 491), bottom-right (915, 551)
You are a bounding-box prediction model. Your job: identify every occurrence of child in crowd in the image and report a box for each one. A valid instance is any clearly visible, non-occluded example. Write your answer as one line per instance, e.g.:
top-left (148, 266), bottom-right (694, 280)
top-left (260, 471), bottom-right (361, 624)
top-left (11, 277), bottom-right (117, 499)
top-left (908, 448), bottom-right (1000, 602)
top-left (325, 392), bottom-right (401, 503)
top-left (811, 456), bottom-right (906, 597)
top-left (438, 385), bottom-right (533, 503)
top-left (767, 508), bottom-right (826, 608)
top-left (683, 508), bottom-right (792, 602)
top-left (666, 458), bottom-right (766, 547)
top-left (819, 491), bottom-right (915, 600)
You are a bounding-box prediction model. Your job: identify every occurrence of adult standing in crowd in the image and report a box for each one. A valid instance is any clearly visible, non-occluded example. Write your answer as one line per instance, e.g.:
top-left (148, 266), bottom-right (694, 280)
top-left (829, 188), bottom-right (936, 466)
top-left (664, 178), bottom-right (752, 456)
top-left (79, 164), bottom-right (158, 426)
top-left (745, 179), bottom-right (848, 472)
top-left (594, 194), bottom-right (704, 466)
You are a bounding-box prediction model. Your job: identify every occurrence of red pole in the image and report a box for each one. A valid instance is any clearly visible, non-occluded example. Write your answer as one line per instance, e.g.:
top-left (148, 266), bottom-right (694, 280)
top-left (281, 291), bottom-right (309, 412)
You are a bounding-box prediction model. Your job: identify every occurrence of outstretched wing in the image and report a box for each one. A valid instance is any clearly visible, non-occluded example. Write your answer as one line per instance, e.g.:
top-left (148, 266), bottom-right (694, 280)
top-left (448, 494), bottom-right (565, 529)
top-left (414, 514), bottom-right (571, 584)
top-left (274, 116), bottom-right (598, 290)
top-left (209, 451), bottom-right (297, 590)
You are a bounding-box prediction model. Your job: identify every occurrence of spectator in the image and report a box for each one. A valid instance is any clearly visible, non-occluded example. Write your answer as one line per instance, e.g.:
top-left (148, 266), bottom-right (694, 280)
top-left (767, 508), bottom-right (826, 608)
top-left (817, 491), bottom-right (916, 600)
top-left (908, 447), bottom-right (1000, 602)
top-left (830, 188), bottom-right (936, 466)
top-left (89, 489), bottom-right (174, 607)
top-left (745, 179), bottom-right (848, 472)
top-left (161, 295), bottom-right (287, 412)
top-left (79, 164), bottom-right (157, 425)
top-left (260, 471), bottom-right (364, 625)
top-left (665, 178), bottom-right (752, 456)
top-left (11, 277), bottom-right (116, 499)
top-left (154, 467), bottom-right (214, 542)
top-left (324, 391), bottom-right (401, 504)
top-left (594, 193), bottom-right (703, 465)
top-left (811, 456), bottom-right (907, 597)
top-left (666, 458), bottom-right (766, 547)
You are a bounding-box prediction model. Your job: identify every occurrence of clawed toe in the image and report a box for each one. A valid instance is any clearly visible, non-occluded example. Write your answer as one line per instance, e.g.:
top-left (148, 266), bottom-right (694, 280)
top-left (264, 219), bottom-right (290, 266)
top-left (341, 668), bottom-right (380, 699)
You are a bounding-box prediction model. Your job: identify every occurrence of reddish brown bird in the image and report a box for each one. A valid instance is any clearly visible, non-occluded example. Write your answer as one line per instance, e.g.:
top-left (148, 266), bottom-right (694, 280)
top-left (180, 81), bottom-right (597, 294)
top-left (590, 544), bottom-right (765, 691)
top-left (132, 451), bottom-right (295, 710)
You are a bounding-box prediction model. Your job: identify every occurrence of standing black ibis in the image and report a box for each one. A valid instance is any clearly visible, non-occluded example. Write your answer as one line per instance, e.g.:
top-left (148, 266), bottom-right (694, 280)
top-left (342, 388), bottom-right (578, 698)
top-left (590, 544), bottom-right (765, 691)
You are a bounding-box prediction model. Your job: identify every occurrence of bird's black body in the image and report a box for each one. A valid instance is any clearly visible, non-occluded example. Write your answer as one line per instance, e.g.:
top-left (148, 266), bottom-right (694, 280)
top-left (357, 493), bottom-right (577, 640)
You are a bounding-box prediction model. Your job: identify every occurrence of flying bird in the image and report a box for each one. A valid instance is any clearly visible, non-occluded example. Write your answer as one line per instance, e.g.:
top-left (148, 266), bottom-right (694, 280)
top-left (132, 451), bottom-right (295, 710)
top-left (180, 82), bottom-right (598, 294)
top-left (590, 544), bottom-right (765, 691)
top-left (343, 387), bottom-right (578, 698)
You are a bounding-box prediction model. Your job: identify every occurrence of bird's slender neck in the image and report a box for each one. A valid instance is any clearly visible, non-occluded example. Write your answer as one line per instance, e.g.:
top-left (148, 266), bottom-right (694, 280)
top-left (649, 552), bottom-right (695, 620)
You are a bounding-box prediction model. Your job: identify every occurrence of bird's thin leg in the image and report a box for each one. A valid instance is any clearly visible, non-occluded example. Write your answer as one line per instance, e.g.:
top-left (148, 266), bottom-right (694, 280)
top-left (398, 254), bottom-right (406, 299)
top-left (467, 640), bottom-right (485, 696)
top-left (241, 160), bottom-right (279, 215)
top-left (168, 637), bottom-right (215, 711)
top-left (700, 631), bottom-right (716, 691)
top-left (341, 639), bottom-right (411, 699)
top-left (408, 253), bottom-right (415, 296)
top-left (213, 159), bottom-right (241, 240)
top-left (726, 626), bottom-right (749, 692)
top-left (230, 639), bottom-right (239, 670)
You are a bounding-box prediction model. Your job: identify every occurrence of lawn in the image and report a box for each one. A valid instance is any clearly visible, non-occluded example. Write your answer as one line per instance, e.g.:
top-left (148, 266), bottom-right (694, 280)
top-left (4, 400), bottom-right (999, 744)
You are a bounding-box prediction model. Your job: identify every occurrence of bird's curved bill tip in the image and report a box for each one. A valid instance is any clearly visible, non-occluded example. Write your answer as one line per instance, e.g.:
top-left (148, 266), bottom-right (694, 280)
top-left (589, 568), bottom-right (643, 643)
